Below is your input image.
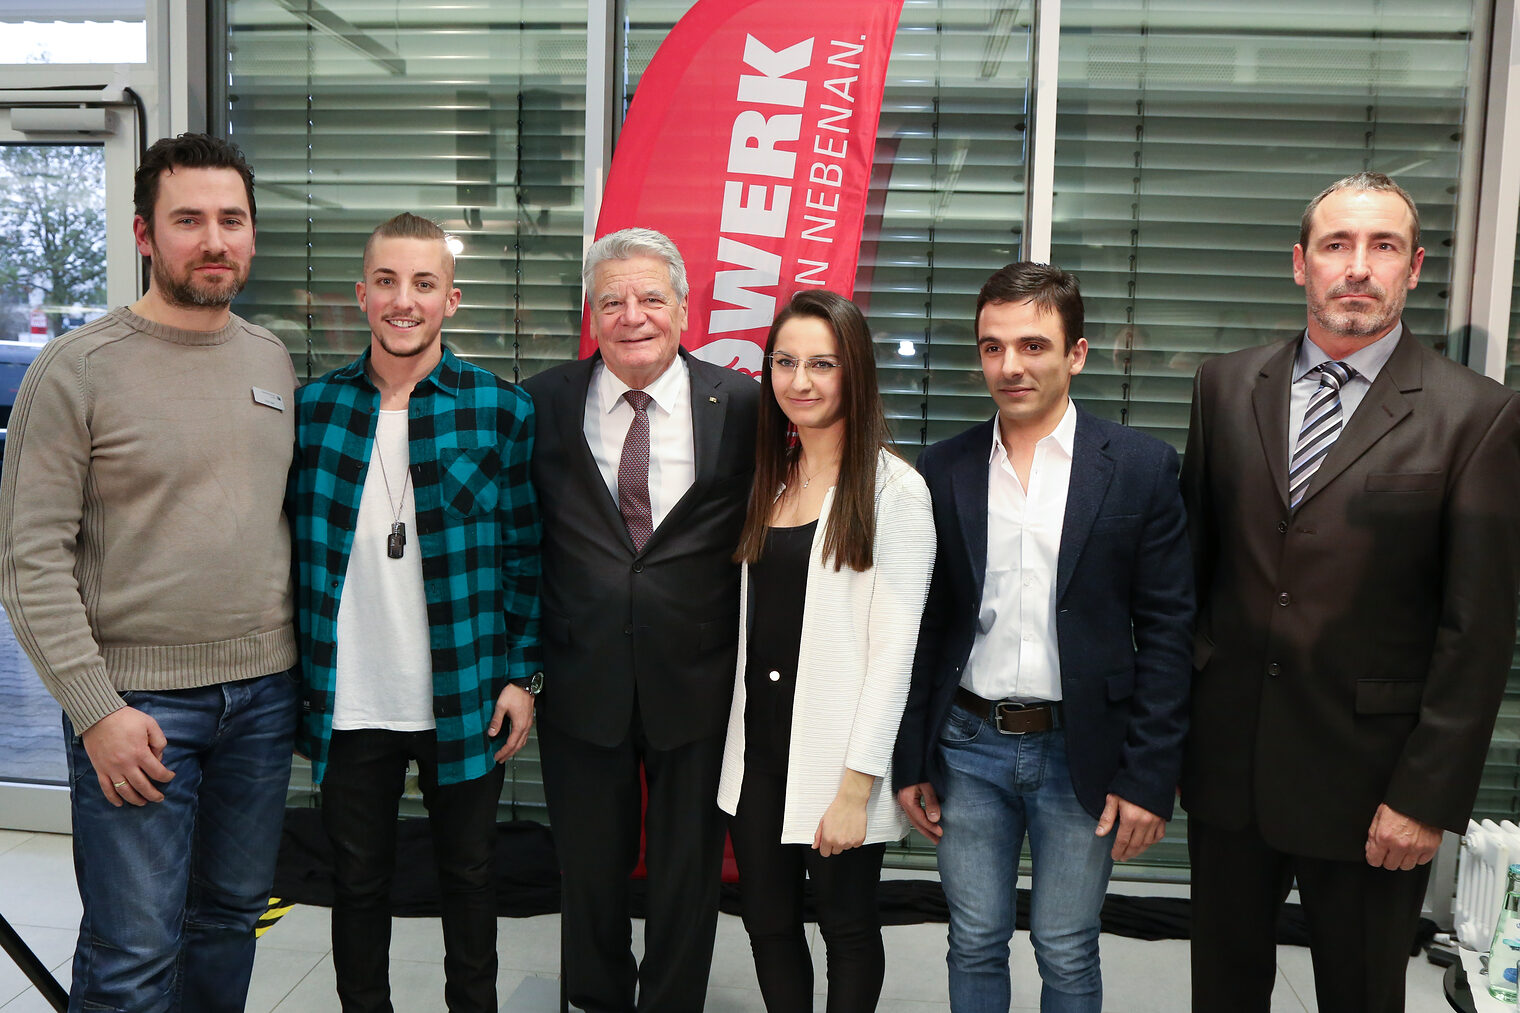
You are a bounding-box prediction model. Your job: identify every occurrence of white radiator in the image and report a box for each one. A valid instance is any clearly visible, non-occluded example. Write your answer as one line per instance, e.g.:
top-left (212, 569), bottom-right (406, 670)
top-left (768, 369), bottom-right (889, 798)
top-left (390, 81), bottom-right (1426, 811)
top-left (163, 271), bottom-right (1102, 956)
top-left (1457, 819), bottom-right (1520, 951)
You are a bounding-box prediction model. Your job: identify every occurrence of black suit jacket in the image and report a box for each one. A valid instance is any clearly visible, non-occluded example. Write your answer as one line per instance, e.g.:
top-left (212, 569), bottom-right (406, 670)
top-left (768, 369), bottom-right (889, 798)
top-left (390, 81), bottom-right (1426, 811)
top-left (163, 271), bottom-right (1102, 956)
top-left (894, 406), bottom-right (1195, 820)
top-left (1180, 328), bottom-right (1520, 859)
top-left (521, 350), bottom-right (759, 750)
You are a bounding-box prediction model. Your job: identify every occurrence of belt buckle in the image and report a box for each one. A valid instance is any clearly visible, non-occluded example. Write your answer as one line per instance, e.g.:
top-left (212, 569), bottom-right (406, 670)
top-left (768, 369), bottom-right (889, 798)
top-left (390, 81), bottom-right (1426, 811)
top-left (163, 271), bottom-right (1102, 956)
top-left (993, 701), bottom-right (1031, 735)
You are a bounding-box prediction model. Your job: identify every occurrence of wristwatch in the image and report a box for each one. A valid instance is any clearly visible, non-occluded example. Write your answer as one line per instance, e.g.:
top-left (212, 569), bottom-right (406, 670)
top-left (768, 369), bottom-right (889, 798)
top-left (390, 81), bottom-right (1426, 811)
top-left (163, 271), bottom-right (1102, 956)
top-left (512, 671), bottom-right (544, 697)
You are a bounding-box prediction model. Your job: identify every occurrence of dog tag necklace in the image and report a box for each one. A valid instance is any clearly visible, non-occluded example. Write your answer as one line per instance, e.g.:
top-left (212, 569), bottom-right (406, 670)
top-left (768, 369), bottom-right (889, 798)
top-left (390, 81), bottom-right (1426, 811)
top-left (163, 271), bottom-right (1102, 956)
top-left (372, 434), bottom-right (411, 559)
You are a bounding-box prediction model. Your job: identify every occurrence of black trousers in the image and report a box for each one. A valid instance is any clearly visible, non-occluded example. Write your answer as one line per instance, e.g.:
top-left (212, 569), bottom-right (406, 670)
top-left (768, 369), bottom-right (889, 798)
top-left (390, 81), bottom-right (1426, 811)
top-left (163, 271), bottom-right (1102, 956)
top-left (538, 714), bottom-right (727, 1013)
top-left (320, 729), bottom-right (506, 1013)
top-left (729, 764), bottom-right (886, 1013)
top-left (1188, 815), bottom-right (1432, 1013)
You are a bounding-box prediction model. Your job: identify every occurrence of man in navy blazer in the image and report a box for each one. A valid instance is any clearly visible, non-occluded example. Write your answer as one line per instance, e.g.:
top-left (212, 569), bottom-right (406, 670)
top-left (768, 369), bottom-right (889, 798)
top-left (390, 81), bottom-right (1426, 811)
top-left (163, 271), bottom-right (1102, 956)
top-left (895, 262), bottom-right (1194, 1011)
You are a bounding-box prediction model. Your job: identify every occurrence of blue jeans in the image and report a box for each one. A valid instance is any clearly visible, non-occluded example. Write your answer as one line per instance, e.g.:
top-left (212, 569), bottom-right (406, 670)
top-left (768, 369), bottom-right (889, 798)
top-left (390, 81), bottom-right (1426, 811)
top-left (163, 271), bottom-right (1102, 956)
top-left (63, 671), bottom-right (299, 1013)
top-left (935, 704), bottom-right (1113, 1013)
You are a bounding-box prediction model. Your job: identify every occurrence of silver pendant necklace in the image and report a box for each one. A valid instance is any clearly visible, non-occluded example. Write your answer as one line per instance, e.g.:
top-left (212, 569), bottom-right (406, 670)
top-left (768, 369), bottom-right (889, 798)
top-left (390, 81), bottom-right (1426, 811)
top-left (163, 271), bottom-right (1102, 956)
top-left (797, 456), bottom-right (837, 490)
top-left (373, 434), bottom-right (411, 559)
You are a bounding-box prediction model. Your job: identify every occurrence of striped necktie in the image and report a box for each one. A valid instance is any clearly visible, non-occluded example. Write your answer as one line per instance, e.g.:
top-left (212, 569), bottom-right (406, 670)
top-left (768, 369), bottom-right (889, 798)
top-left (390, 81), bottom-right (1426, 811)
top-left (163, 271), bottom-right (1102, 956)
top-left (1288, 360), bottom-right (1354, 509)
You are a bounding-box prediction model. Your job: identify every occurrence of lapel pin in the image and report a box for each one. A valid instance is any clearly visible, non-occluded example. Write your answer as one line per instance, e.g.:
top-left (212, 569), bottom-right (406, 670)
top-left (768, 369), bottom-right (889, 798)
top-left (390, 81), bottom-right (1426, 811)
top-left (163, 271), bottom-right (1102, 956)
top-left (708, 396), bottom-right (719, 403)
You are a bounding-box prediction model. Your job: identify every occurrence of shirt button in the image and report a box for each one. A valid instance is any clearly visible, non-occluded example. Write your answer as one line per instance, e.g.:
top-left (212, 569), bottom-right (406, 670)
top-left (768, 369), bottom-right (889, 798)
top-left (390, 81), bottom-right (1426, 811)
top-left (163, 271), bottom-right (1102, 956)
top-left (768, 670), bottom-right (780, 682)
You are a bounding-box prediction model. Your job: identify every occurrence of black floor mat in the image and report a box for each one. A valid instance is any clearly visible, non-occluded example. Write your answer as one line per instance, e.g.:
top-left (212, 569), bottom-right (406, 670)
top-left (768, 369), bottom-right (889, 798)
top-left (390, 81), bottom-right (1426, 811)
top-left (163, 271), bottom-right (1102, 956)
top-left (273, 807), bottom-right (1432, 949)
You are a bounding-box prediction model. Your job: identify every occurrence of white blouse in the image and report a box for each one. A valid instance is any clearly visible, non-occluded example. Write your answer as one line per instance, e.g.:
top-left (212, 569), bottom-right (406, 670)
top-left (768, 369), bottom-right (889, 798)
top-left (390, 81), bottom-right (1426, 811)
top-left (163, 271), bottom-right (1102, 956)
top-left (717, 449), bottom-right (936, 845)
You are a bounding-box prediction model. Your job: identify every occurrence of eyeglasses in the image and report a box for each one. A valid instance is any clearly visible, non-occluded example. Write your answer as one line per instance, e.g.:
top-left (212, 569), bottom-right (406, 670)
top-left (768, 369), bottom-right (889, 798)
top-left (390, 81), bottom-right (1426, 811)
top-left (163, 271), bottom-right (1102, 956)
top-left (768, 354), bottom-right (842, 375)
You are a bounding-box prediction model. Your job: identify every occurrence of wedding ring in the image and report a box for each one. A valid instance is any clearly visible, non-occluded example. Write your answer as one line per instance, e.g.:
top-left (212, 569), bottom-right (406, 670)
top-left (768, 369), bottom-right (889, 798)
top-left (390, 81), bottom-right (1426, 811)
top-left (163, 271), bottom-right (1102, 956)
top-left (112, 780), bottom-right (127, 788)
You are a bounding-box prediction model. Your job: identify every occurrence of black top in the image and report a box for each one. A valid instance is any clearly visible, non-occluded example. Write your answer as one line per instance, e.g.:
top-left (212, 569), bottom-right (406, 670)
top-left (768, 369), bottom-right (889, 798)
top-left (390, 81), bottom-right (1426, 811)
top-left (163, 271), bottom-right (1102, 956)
top-left (743, 520), bottom-right (816, 774)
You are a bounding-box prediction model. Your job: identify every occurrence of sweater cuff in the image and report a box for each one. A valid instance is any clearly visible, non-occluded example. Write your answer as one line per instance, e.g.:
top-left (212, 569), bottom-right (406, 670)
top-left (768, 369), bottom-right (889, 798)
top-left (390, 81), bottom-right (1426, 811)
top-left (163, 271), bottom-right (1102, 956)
top-left (53, 669), bottom-right (127, 734)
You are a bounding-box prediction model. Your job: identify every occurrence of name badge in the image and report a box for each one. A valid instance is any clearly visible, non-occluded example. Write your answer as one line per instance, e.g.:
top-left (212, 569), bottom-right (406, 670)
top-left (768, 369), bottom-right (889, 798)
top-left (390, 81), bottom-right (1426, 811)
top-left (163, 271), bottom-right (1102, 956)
top-left (252, 386), bottom-right (285, 410)
top-left (252, 387), bottom-right (285, 411)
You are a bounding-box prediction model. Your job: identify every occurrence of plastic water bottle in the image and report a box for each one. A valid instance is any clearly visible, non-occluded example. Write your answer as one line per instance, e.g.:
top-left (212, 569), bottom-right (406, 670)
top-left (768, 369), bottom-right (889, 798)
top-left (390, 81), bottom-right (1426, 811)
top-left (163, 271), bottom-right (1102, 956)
top-left (1489, 863), bottom-right (1520, 1001)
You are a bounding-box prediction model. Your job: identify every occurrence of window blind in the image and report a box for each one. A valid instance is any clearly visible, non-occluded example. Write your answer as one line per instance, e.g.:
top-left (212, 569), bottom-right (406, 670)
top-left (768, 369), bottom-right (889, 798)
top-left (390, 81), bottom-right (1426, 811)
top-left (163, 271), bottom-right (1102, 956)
top-left (1054, 1), bottom-right (1475, 450)
top-left (1485, 218), bottom-right (1520, 823)
top-left (225, 0), bottom-right (588, 385)
top-left (1052, 0), bottom-right (1479, 870)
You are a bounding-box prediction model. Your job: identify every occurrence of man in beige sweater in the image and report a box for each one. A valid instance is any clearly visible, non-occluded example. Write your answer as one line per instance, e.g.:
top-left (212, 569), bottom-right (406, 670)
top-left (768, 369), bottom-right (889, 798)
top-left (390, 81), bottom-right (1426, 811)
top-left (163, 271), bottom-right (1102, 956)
top-left (0, 134), bottom-right (298, 1013)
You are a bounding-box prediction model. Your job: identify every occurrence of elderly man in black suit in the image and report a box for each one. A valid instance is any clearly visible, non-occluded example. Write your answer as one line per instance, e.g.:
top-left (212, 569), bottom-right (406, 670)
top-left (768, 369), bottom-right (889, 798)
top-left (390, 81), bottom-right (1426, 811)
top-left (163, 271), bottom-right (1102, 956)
top-left (1182, 171), bottom-right (1520, 1012)
top-left (522, 227), bottom-right (759, 1013)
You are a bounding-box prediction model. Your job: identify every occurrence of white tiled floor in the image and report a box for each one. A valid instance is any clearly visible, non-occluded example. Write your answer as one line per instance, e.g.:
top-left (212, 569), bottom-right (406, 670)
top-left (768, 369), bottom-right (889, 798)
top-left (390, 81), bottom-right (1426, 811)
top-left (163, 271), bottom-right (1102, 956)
top-left (0, 828), bottom-right (1452, 1011)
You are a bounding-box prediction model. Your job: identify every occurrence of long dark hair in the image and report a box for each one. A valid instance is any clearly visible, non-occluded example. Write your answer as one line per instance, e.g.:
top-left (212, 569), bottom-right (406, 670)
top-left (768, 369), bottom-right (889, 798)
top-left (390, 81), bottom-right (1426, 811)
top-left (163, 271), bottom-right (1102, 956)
top-left (734, 289), bottom-right (892, 572)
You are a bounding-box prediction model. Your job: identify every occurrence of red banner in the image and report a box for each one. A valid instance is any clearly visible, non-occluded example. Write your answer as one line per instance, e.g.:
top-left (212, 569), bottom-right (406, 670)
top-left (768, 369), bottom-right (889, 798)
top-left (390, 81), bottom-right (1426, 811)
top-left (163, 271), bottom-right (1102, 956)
top-left (580, 0), bottom-right (905, 376)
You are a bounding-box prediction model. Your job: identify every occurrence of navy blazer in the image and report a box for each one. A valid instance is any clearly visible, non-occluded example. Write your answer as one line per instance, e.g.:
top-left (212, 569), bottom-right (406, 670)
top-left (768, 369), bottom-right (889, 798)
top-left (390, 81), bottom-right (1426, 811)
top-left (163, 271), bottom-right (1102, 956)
top-left (893, 405), bottom-right (1195, 820)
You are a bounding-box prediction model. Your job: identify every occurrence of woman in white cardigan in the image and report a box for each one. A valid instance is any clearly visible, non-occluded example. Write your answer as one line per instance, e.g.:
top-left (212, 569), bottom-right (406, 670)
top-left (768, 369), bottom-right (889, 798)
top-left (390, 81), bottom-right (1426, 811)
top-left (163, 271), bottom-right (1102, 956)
top-left (717, 289), bottom-right (935, 1011)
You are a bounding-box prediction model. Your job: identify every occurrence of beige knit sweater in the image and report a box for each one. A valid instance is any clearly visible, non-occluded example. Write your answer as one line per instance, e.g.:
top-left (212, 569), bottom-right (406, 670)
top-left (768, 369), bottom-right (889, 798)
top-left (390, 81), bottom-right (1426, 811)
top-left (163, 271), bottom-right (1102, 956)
top-left (0, 307), bottom-right (298, 731)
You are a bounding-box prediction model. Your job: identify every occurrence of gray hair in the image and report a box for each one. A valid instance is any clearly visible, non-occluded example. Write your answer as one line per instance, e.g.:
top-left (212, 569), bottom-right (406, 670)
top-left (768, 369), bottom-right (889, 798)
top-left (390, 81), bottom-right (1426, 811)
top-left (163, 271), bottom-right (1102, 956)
top-left (582, 227), bottom-right (689, 301)
top-left (1299, 171), bottom-right (1421, 252)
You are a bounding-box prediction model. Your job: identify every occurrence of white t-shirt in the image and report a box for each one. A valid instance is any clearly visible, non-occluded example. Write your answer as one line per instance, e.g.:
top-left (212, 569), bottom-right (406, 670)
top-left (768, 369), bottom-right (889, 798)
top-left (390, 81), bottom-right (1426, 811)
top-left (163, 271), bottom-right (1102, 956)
top-left (333, 409), bottom-right (434, 731)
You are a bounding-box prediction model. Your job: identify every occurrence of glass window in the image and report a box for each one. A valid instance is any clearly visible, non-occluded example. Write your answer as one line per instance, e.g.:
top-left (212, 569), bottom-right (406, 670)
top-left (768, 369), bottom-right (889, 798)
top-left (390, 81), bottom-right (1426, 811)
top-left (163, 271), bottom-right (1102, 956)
top-left (1509, 221), bottom-right (1520, 391)
top-left (0, 3), bottom-right (147, 64)
top-left (219, 0), bottom-right (1512, 864)
top-left (0, 141), bottom-right (109, 788)
top-left (1485, 218), bottom-right (1520, 823)
top-left (1053, 1), bottom-right (1476, 450)
top-left (1050, 0), bottom-right (1477, 870)
top-left (623, 0), bottom-right (1033, 447)
top-left (0, 144), bottom-right (109, 347)
top-left (225, 0), bottom-right (588, 384)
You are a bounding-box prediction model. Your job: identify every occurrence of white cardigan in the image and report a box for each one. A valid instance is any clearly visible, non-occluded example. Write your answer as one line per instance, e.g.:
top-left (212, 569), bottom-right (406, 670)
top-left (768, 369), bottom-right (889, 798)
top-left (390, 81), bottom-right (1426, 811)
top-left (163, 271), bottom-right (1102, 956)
top-left (717, 450), bottom-right (935, 845)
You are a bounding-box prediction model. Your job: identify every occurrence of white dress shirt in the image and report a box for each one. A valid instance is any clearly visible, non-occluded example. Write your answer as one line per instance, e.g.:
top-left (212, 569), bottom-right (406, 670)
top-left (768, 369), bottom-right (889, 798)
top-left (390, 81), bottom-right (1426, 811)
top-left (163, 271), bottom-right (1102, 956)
top-left (960, 398), bottom-right (1077, 703)
top-left (1287, 324), bottom-right (1402, 457)
top-left (583, 355), bottom-right (695, 531)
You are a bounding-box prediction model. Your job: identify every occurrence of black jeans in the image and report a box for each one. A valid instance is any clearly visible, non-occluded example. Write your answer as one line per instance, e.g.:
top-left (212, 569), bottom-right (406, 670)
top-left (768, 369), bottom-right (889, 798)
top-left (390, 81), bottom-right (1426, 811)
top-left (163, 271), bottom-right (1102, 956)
top-left (728, 764), bottom-right (886, 1013)
top-left (320, 728), bottom-right (506, 1013)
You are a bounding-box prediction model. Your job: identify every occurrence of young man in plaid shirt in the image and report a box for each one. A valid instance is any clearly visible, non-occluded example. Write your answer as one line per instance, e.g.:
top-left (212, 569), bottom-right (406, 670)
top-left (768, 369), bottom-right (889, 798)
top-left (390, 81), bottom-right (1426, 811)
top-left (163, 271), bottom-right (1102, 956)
top-left (288, 212), bottom-right (541, 1013)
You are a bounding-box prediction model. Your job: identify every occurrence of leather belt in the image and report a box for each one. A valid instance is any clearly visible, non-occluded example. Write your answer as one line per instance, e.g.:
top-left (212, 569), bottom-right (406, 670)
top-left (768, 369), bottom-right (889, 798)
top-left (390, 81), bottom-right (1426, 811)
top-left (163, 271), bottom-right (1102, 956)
top-left (954, 686), bottom-right (1061, 734)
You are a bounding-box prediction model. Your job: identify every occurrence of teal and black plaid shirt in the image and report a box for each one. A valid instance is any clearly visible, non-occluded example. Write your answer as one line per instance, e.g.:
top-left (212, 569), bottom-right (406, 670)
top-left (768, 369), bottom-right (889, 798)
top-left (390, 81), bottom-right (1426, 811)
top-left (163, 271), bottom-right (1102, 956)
top-left (288, 346), bottom-right (541, 786)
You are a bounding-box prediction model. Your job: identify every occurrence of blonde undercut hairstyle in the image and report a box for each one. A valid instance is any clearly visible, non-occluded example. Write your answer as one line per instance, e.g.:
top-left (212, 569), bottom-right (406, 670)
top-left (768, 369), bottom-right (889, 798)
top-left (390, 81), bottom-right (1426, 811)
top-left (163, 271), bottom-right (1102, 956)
top-left (363, 212), bottom-right (456, 283)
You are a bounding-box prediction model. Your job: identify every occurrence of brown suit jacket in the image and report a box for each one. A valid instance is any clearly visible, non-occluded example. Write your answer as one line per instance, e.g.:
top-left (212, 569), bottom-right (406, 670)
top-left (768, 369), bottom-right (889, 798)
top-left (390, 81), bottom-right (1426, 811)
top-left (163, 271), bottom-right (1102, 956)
top-left (1180, 328), bottom-right (1520, 860)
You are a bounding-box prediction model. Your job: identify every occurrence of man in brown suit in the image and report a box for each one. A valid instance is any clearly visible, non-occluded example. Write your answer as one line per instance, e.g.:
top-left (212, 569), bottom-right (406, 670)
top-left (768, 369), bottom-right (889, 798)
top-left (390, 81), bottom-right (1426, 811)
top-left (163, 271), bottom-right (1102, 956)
top-left (1181, 171), bottom-right (1520, 1012)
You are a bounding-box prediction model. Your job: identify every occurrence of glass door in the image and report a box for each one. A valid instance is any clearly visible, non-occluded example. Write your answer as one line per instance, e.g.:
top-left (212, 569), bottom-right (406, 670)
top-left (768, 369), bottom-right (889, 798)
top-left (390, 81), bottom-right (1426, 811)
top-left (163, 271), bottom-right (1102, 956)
top-left (0, 108), bottom-right (138, 832)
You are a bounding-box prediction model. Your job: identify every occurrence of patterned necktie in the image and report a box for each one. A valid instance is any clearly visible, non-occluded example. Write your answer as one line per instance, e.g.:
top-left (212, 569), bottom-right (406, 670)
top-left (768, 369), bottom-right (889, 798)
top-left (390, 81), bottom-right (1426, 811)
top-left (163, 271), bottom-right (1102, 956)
top-left (1288, 360), bottom-right (1355, 509)
top-left (618, 390), bottom-right (654, 551)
